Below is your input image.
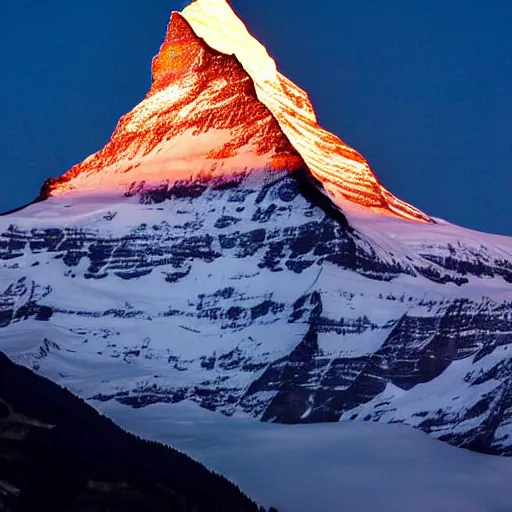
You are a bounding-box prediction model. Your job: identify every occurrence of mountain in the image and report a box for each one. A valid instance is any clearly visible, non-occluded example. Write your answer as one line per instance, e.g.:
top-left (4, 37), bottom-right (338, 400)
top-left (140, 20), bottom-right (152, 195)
top-left (0, 351), bottom-right (260, 512)
top-left (1, 0), bottom-right (511, 462)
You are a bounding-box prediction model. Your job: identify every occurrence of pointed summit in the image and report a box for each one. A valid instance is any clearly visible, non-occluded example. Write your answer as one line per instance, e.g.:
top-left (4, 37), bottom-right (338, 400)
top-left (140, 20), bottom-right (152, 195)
top-left (40, 0), bottom-right (430, 223)
top-left (182, 0), bottom-right (430, 222)
top-left (150, 12), bottom-right (206, 95)
top-left (40, 12), bottom-right (303, 197)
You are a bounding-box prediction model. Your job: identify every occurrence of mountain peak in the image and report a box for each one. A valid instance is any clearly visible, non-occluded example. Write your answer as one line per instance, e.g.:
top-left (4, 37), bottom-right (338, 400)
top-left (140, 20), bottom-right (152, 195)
top-left (39, 0), bottom-right (430, 223)
top-left (39, 10), bottom-right (302, 198)
top-left (184, 0), bottom-right (279, 83)
top-left (150, 12), bottom-right (207, 96)
top-left (181, 0), bottom-right (431, 222)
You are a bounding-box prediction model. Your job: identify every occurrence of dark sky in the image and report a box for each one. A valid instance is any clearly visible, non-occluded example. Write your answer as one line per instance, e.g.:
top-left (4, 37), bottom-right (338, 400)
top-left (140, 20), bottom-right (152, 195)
top-left (1, 1), bottom-right (511, 235)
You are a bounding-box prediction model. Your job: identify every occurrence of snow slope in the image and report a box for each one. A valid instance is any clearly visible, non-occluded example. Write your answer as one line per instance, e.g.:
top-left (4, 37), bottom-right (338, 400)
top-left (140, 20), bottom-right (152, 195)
top-left (1, 172), bottom-right (511, 455)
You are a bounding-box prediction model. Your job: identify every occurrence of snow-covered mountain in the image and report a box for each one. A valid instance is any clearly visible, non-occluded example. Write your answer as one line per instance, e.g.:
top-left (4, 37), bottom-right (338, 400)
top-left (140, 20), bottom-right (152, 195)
top-left (1, 0), bottom-right (511, 459)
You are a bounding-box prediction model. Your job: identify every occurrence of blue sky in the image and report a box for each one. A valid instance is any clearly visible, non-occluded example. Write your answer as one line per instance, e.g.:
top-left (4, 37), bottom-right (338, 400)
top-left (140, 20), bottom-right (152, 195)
top-left (1, 0), bottom-right (511, 234)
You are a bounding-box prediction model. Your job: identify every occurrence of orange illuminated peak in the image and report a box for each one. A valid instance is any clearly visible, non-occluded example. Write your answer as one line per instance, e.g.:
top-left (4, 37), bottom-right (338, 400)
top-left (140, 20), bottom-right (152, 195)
top-left (150, 13), bottom-right (204, 95)
top-left (40, 0), bottom-right (430, 224)
top-left (40, 12), bottom-right (303, 197)
top-left (182, 0), bottom-right (431, 222)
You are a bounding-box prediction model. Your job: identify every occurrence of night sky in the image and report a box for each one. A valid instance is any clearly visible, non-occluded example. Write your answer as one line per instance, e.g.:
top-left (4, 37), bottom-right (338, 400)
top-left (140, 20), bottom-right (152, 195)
top-left (1, 1), bottom-right (511, 235)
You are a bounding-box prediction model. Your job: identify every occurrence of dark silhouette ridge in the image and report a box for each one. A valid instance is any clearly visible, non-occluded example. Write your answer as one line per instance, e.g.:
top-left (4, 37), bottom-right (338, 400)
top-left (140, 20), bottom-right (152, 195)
top-left (0, 351), bottom-right (265, 512)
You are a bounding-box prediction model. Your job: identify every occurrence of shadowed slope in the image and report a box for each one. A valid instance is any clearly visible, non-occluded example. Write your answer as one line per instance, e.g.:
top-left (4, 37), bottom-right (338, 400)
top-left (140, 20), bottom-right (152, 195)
top-left (0, 351), bottom-right (260, 512)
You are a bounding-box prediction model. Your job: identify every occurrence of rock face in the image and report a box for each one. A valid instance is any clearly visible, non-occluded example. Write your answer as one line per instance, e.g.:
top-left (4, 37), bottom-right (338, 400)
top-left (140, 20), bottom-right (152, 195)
top-left (2, 168), bottom-right (512, 456)
top-left (40, 12), bottom-right (303, 199)
top-left (180, 0), bottom-right (430, 222)
top-left (1, 0), bottom-right (512, 459)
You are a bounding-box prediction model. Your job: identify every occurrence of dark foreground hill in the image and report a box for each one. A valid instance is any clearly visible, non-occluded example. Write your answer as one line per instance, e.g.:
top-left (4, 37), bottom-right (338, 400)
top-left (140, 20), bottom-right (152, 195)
top-left (0, 351), bottom-right (261, 512)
